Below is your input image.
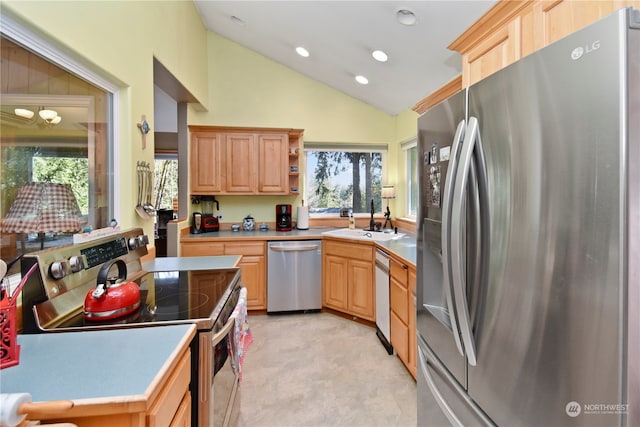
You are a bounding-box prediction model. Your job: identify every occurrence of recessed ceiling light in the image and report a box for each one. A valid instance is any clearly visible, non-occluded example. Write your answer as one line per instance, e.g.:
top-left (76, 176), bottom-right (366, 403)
top-left (396, 9), bottom-right (417, 26)
top-left (296, 47), bottom-right (310, 57)
top-left (355, 75), bottom-right (369, 85)
top-left (372, 50), bottom-right (388, 62)
top-left (230, 15), bottom-right (245, 26)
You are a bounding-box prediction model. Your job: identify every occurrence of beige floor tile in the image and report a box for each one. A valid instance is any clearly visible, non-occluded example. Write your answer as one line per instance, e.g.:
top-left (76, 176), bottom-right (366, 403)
top-left (236, 312), bottom-right (417, 427)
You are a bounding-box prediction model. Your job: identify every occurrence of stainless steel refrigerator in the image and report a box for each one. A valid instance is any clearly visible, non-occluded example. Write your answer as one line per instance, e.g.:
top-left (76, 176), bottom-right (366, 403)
top-left (416, 7), bottom-right (639, 426)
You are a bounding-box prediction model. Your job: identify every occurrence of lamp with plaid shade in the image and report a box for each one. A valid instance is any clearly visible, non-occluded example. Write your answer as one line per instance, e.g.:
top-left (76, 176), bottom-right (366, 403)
top-left (1, 182), bottom-right (86, 250)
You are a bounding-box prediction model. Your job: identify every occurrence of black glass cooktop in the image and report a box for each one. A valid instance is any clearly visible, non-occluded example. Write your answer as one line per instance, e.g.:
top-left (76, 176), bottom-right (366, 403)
top-left (52, 268), bottom-right (241, 331)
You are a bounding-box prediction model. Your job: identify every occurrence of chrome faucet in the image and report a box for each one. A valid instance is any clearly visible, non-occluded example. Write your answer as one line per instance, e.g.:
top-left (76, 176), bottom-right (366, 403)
top-left (369, 199), bottom-right (375, 231)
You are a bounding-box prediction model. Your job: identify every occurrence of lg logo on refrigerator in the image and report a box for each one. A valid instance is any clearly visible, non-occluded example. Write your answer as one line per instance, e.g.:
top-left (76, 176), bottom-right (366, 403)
top-left (571, 41), bottom-right (601, 60)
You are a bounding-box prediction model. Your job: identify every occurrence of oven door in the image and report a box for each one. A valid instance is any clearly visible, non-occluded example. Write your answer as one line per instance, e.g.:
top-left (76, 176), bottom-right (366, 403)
top-left (211, 314), bottom-right (240, 427)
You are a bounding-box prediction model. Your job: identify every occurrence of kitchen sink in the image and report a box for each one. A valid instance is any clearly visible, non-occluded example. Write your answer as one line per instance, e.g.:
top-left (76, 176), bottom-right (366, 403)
top-left (322, 228), bottom-right (405, 242)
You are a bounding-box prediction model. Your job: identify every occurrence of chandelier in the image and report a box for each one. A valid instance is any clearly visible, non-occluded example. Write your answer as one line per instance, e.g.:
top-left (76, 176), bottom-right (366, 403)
top-left (14, 106), bottom-right (62, 125)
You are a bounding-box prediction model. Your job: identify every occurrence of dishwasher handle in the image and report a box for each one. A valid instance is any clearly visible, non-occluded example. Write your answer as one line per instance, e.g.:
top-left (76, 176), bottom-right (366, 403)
top-left (375, 260), bottom-right (389, 273)
top-left (269, 244), bottom-right (321, 252)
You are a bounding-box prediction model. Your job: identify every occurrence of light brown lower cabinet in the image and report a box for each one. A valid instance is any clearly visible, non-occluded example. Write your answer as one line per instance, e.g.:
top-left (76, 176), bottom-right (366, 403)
top-left (181, 240), bottom-right (266, 310)
top-left (322, 239), bottom-right (375, 321)
top-left (43, 349), bottom-right (192, 427)
top-left (390, 256), bottom-right (417, 379)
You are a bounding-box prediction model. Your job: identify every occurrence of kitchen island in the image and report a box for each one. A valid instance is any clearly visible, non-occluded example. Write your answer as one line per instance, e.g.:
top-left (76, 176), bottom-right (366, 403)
top-left (0, 324), bottom-right (196, 426)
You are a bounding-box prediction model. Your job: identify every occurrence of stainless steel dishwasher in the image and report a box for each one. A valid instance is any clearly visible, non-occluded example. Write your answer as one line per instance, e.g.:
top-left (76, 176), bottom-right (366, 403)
top-left (267, 240), bottom-right (322, 313)
top-left (375, 248), bottom-right (393, 354)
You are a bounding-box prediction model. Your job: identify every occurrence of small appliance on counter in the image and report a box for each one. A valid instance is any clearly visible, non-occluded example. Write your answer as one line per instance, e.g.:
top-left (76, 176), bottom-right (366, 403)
top-left (191, 212), bottom-right (203, 234)
top-left (191, 196), bottom-right (220, 233)
top-left (276, 204), bottom-right (292, 231)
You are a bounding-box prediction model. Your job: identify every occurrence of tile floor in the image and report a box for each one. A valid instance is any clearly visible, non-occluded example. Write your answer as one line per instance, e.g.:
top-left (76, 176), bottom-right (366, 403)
top-left (236, 312), bottom-right (417, 426)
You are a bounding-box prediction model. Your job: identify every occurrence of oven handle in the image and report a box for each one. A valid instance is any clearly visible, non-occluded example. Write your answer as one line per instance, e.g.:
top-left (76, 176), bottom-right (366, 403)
top-left (203, 315), bottom-right (236, 401)
top-left (212, 315), bottom-right (236, 346)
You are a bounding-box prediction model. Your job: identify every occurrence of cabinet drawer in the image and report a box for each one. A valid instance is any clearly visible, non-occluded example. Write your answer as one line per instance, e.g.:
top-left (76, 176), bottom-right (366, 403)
top-left (147, 349), bottom-right (191, 427)
top-left (390, 311), bottom-right (409, 364)
top-left (324, 240), bottom-right (373, 262)
top-left (224, 242), bottom-right (265, 256)
top-left (182, 242), bottom-right (225, 256)
top-left (390, 276), bottom-right (409, 325)
top-left (390, 258), bottom-right (408, 286)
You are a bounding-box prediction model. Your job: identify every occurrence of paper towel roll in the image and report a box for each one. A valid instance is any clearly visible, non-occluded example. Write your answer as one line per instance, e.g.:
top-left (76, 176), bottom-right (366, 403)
top-left (296, 206), bottom-right (309, 230)
top-left (0, 393), bottom-right (31, 427)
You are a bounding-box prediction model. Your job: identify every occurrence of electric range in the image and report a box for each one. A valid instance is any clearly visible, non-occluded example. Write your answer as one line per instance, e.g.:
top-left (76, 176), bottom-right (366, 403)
top-left (19, 227), bottom-right (242, 426)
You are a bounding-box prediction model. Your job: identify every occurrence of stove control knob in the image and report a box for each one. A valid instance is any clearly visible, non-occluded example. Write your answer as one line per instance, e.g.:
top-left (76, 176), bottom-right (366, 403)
top-left (128, 237), bottom-right (139, 250)
top-left (49, 261), bottom-right (69, 280)
top-left (137, 235), bottom-right (149, 246)
top-left (69, 256), bottom-right (85, 273)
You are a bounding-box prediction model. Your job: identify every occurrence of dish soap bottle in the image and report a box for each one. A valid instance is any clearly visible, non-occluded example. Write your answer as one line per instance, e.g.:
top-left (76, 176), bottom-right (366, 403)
top-left (348, 213), bottom-right (355, 230)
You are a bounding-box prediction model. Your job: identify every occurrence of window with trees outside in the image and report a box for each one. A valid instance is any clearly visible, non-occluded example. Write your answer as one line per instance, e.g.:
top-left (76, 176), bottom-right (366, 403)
top-left (305, 144), bottom-right (386, 215)
top-left (0, 32), bottom-right (114, 265)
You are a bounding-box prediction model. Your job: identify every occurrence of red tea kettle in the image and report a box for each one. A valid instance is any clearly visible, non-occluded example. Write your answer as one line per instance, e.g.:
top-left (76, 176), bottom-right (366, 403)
top-left (83, 259), bottom-right (141, 321)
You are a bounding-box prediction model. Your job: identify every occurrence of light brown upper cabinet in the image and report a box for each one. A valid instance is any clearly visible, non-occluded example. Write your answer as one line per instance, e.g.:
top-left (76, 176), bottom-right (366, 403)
top-left (189, 126), bottom-right (303, 195)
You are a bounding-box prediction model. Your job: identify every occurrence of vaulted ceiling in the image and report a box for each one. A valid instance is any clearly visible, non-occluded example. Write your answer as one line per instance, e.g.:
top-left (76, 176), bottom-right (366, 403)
top-left (194, 1), bottom-right (497, 115)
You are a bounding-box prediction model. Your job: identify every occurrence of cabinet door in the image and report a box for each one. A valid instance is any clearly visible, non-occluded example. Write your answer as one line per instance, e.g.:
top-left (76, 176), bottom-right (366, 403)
top-left (463, 18), bottom-right (521, 87)
top-left (237, 255), bottom-right (266, 310)
top-left (190, 133), bottom-right (222, 193)
top-left (390, 310), bottom-right (409, 366)
top-left (532, 0), bottom-right (627, 51)
top-left (390, 276), bottom-right (409, 325)
top-left (323, 254), bottom-right (349, 311)
top-left (408, 266), bottom-right (417, 379)
top-left (224, 133), bottom-right (256, 193)
top-left (257, 133), bottom-right (288, 194)
top-left (348, 259), bottom-right (374, 321)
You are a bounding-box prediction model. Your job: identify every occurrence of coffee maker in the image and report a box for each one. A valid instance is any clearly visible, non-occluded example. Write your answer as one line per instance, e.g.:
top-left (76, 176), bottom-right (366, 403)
top-left (276, 204), bottom-right (292, 231)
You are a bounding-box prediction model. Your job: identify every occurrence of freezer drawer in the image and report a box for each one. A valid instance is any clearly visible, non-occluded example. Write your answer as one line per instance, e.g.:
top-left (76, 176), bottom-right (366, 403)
top-left (267, 240), bottom-right (322, 312)
top-left (418, 336), bottom-right (493, 427)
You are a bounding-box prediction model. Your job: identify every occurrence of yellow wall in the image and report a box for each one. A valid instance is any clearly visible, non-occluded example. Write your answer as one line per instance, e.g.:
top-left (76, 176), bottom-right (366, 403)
top-left (2, 0), bottom-right (209, 239)
top-left (190, 33), bottom-right (417, 223)
top-left (2, 1), bottom-right (419, 234)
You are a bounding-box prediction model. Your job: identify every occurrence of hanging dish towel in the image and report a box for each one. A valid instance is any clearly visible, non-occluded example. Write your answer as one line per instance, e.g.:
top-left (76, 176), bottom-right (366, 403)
top-left (229, 287), bottom-right (253, 381)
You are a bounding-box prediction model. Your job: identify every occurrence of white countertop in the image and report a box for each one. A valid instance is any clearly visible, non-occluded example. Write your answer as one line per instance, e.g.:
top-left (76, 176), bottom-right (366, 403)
top-left (0, 324), bottom-right (195, 403)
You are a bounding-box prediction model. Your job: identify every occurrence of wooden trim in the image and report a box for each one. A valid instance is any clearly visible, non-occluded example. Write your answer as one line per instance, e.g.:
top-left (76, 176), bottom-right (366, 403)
top-left (448, 0), bottom-right (533, 53)
top-left (188, 125), bottom-right (303, 135)
top-left (321, 307), bottom-right (376, 329)
top-left (412, 75), bottom-right (463, 114)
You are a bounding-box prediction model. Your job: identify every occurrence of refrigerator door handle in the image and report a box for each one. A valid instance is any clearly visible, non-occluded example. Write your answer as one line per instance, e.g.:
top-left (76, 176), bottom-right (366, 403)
top-left (441, 119), bottom-right (467, 357)
top-left (450, 116), bottom-right (483, 366)
top-left (418, 344), bottom-right (465, 427)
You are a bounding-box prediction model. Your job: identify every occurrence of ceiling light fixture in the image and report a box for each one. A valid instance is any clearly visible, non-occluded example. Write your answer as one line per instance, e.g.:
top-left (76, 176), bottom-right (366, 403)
top-left (39, 109), bottom-right (58, 121)
top-left (296, 47), bottom-right (310, 57)
top-left (372, 50), bottom-right (388, 62)
top-left (355, 75), bottom-right (369, 85)
top-left (14, 107), bottom-right (62, 125)
top-left (14, 108), bottom-right (34, 119)
top-left (396, 9), bottom-right (417, 26)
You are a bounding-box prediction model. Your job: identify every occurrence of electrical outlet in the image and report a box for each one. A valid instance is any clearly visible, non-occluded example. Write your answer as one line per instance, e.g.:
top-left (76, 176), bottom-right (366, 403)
top-left (217, 214), bottom-right (223, 220)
